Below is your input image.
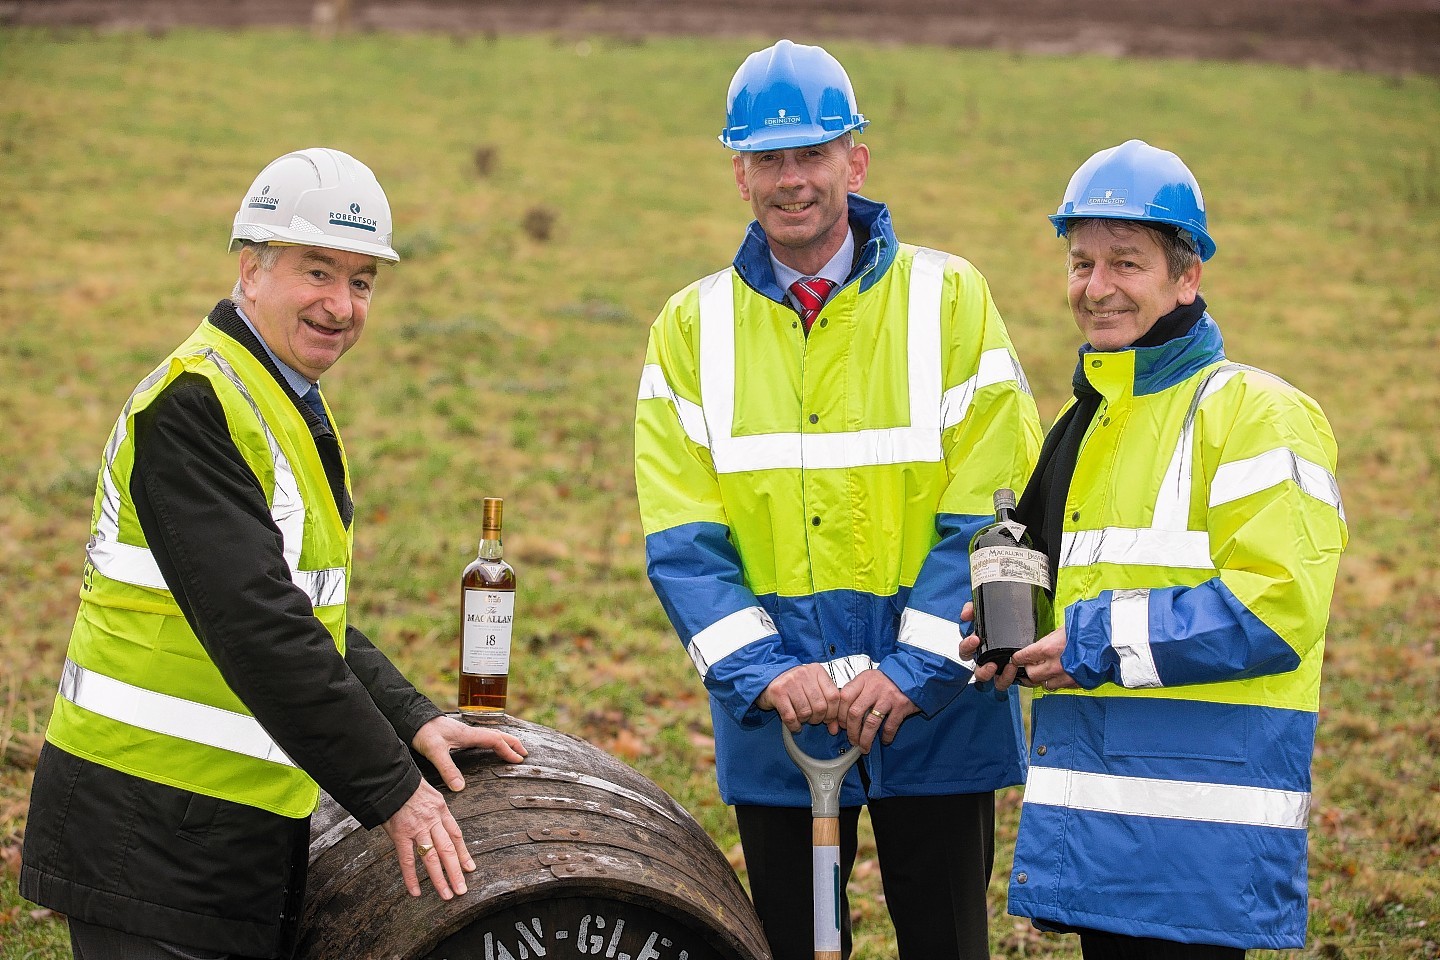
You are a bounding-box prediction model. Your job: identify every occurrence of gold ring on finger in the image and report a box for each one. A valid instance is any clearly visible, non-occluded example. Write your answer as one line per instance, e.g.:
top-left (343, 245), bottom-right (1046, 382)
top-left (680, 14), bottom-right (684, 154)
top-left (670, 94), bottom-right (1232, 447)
top-left (416, 842), bottom-right (435, 857)
top-left (868, 708), bottom-right (886, 721)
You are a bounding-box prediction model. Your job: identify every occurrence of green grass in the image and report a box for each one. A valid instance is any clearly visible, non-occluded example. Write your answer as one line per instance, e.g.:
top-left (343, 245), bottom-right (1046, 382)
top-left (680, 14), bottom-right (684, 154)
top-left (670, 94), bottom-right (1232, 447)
top-left (2, 26), bottom-right (1438, 959)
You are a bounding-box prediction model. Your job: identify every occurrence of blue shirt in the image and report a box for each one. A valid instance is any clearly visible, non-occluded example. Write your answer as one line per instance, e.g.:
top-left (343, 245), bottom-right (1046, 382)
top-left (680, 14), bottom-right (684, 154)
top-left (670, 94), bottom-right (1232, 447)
top-left (233, 305), bottom-right (316, 401)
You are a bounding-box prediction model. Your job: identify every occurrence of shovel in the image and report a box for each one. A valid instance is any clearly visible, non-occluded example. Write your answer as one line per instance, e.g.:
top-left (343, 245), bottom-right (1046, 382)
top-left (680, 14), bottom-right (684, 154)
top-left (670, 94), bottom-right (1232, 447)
top-left (780, 725), bottom-right (863, 960)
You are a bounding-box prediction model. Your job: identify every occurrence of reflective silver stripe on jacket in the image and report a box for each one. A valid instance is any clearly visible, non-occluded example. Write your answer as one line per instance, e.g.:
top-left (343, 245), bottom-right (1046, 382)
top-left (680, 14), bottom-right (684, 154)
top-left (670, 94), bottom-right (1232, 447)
top-left (59, 657), bottom-right (296, 767)
top-left (679, 248), bottom-right (1027, 474)
top-left (1061, 363), bottom-right (1345, 689)
top-left (1024, 766), bottom-right (1309, 829)
top-left (85, 347), bottom-right (347, 608)
top-left (687, 606), bottom-right (778, 678)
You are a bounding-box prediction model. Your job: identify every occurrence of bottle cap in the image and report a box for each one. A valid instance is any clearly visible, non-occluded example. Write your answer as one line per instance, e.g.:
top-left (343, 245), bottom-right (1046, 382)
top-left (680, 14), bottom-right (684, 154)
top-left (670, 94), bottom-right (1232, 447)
top-left (482, 497), bottom-right (504, 534)
top-left (993, 488), bottom-right (1017, 511)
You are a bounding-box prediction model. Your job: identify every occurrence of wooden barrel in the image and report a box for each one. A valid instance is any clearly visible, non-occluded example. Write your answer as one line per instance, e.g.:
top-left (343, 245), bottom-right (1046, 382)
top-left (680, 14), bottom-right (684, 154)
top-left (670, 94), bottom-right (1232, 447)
top-left (299, 716), bottom-right (772, 960)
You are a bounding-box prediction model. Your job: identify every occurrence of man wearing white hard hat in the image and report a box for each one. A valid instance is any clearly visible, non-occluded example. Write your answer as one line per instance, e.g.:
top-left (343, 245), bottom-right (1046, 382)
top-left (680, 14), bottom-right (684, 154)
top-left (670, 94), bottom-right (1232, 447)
top-left (21, 148), bottom-right (527, 959)
top-left (634, 40), bottom-right (1042, 959)
top-left (962, 141), bottom-right (1348, 957)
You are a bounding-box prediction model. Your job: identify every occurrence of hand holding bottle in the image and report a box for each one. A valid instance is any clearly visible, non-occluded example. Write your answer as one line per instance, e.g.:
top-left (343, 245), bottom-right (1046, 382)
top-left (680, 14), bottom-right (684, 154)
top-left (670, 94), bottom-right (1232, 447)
top-left (960, 602), bottom-right (1076, 694)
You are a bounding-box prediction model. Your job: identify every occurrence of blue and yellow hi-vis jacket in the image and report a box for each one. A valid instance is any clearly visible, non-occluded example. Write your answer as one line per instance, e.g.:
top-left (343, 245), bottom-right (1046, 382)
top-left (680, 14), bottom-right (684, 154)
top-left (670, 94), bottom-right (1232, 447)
top-left (635, 196), bottom-right (1043, 806)
top-left (1007, 316), bottom-right (1348, 949)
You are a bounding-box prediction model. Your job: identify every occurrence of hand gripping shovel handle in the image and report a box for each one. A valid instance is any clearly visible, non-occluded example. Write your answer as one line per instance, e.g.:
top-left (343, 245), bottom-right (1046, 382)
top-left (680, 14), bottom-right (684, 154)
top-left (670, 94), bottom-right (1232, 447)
top-left (781, 726), bottom-right (862, 960)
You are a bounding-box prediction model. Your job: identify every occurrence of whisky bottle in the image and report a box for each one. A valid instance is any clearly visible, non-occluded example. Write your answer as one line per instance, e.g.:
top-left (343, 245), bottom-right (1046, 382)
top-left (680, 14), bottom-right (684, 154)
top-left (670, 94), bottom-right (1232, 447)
top-left (968, 488), bottom-right (1050, 671)
top-left (459, 497), bottom-right (516, 717)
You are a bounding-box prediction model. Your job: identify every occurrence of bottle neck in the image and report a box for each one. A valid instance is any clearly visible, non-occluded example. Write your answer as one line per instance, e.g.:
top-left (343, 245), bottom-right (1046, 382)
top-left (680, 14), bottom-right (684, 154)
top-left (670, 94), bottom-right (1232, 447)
top-left (995, 505), bottom-right (1013, 523)
top-left (478, 534), bottom-right (504, 560)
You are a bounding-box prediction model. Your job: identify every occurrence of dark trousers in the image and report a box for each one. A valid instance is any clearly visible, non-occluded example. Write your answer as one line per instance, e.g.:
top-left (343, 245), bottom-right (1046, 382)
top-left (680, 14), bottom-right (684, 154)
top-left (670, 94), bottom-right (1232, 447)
top-left (1079, 928), bottom-right (1246, 960)
top-left (736, 790), bottom-right (995, 960)
top-left (69, 918), bottom-right (263, 960)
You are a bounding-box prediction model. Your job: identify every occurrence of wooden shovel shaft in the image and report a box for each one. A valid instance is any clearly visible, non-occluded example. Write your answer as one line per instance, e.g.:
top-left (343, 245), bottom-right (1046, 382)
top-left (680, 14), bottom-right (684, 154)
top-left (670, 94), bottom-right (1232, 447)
top-left (812, 815), bottom-right (843, 960)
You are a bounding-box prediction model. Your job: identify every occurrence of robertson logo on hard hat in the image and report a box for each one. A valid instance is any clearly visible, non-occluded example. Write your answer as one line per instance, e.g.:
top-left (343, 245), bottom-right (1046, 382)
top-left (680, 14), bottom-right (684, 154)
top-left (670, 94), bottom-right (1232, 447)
top-left (328, 202), bottom-right (378, 233)
top-left (763, 108), bottom-right (802, 127)
top-left (1086, 189), bottom-right (1128, 206)
top-left (246, 185), bottom-right (279, 211)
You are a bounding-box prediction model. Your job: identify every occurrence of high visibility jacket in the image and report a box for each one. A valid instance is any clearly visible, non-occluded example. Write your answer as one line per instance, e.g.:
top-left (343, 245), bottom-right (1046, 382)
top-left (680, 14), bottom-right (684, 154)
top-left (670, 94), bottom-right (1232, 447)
top-left (45, 320), bottom-right (351, 818)
top-left (1007, 316), bottom-right (1348, 949)
top-left (635, 196), bottom-right (1043, 806)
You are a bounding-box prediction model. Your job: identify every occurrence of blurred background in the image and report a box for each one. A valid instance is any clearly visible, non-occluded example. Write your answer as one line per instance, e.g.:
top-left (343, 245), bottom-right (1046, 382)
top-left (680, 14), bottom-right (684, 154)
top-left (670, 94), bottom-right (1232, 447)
top-left (2, 1), bottom-right (1438, 956)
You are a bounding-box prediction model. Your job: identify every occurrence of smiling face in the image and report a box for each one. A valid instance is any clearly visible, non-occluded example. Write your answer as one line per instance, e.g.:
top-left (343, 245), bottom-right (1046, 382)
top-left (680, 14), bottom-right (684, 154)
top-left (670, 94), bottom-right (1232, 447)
top-left (1066, 219), bottom-right (1202, 351)
top-left (238, 244), bottom-right (378, 381)
top-left (733, 135), bottom-right (869, 276)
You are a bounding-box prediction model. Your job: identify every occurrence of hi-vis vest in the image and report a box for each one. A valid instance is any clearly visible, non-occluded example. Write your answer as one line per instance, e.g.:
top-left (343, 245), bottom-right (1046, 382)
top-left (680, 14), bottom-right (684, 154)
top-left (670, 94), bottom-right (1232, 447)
top-left (46, 321), bottom-right (351, 819)
top-left (1008, 319), bottom-right (1348, 949)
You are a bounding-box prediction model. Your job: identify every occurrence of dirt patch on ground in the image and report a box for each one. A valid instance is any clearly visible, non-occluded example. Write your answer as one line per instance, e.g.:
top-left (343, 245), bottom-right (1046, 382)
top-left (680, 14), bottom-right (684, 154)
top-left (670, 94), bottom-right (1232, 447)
top-left (5, 0), bottom-right (1440, 75)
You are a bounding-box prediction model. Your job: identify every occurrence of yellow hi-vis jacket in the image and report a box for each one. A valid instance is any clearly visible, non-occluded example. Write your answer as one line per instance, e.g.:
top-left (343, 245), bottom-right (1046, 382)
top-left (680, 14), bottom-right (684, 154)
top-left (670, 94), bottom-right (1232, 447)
top-left (1007, 315), bottom-right (1348, 949)
top-left (46, 321), bottom-right (351, 818)
top-left (635, 197), bottom-right (1043, 806)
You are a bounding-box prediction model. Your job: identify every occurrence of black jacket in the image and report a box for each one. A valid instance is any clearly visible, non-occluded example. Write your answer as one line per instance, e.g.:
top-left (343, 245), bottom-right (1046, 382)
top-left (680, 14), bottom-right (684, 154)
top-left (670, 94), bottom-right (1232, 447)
top-left (22, 301), bottom-right (441, 957)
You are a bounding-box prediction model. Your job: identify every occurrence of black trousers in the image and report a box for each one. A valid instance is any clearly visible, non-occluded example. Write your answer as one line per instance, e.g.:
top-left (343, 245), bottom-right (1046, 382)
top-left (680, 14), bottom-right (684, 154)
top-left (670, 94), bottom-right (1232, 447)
top-left (735, 790), bottom-right (995, 960)
top-left (1078, 928), bottom-right (1246, 960)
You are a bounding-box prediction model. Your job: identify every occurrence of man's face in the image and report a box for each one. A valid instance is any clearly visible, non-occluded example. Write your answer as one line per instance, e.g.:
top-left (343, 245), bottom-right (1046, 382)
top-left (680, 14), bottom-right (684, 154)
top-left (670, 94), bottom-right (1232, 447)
top-left (239, 245), bottom-right (378, 381)
top-left (1066, 220), bottom-right (1201, 351)
top-left (733, 136), bottom-right (869, 272)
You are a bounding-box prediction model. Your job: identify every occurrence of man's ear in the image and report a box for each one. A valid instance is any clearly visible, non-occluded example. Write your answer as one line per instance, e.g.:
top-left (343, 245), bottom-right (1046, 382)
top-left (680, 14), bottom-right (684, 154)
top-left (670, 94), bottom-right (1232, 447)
top-left (847, 142), bottom-right (870, 193)
top-left (237, 247), bottom-right (261, 302)
top-left (1177, 259), bottom-right (1202, 305)
top-left (733, 154), bottom-right (751, 202)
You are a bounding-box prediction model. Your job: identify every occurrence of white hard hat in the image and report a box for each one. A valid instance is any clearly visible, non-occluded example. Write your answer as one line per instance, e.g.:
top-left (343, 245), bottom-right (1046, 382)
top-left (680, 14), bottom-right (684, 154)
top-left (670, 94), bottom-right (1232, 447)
top-left (230, 147), bottom-right (400, 263)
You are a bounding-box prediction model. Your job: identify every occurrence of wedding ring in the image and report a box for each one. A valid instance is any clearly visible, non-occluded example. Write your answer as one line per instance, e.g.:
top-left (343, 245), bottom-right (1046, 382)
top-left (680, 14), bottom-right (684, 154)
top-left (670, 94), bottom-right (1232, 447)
top-left (416, 842), bottom-right (435, 857)
top-left (867, 708), bottom-right (886, 721)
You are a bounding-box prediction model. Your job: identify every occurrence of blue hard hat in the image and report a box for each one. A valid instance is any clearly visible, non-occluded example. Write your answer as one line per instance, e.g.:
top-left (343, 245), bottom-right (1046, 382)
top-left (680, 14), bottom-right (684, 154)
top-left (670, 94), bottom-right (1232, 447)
top-left (719, 39), bottom-right (869, 152)
top-left (1049, 139), bottom-right (1216, 261)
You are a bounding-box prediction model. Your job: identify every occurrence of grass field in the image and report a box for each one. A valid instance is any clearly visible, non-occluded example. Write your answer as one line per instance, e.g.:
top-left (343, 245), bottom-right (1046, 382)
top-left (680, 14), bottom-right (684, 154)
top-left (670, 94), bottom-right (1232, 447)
top-left (1, 25), bottom-right (1438, 959)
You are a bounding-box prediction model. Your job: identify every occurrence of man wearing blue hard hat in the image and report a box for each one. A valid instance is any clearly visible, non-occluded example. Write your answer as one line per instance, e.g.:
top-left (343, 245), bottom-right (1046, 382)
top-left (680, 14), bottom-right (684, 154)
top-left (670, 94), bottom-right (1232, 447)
top-left (961, 141), bottom-right (1348, 957)
top-left (635, 39), bottom-right (1042, 959)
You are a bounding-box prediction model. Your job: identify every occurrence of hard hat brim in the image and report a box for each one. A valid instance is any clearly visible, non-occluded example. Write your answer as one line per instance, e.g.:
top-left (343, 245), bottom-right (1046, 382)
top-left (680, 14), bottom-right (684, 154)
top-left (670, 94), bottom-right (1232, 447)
top-left (720, 119), bottom-right (868, 153)
top-left (230, 224), bottom-right (400, 264)
top-left (1049, 212), bottom-right (1216, 262)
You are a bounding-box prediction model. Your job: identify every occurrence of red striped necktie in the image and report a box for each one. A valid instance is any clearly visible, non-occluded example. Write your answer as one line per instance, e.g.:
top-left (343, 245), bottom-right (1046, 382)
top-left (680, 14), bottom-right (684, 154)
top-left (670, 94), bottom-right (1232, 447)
top-left (789, 277), bottom-right (836, 333)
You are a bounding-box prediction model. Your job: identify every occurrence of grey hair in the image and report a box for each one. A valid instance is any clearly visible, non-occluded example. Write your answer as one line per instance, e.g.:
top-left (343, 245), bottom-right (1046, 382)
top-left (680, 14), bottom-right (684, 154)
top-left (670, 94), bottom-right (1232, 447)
top-left (1065, 218), bottom-right (1199, 281)
top-left (230, 242), bottom-right (284, 301)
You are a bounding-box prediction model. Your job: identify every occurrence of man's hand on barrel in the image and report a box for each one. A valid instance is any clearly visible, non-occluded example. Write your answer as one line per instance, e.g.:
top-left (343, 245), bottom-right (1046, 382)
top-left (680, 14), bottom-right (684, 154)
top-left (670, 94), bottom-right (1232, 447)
top-left (412, 715), bottom-right (527, 791)
top-left (380, 718), bottom-right (527, 899)
top-left (838, 669), bottom-right (917, 753)
top-left (382, 781), bottom-right (473, 900)
top-left (757, 663), bottom-right (843, 734)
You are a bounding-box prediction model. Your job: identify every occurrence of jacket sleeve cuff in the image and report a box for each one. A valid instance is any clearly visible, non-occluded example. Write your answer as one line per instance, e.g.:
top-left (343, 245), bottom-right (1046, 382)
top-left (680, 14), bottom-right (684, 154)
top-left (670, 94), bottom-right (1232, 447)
top-left (350, 759), bottom-right (423, 830)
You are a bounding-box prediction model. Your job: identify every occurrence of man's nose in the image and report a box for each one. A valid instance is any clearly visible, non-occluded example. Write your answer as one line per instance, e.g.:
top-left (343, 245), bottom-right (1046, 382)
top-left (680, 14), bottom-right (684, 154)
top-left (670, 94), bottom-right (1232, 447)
top-left (776, 153), bottom-right (805, 187)
top-left (319, 280), bottom-right (353, 321)
top-left (1085, 263), bottom-right (1116, 301)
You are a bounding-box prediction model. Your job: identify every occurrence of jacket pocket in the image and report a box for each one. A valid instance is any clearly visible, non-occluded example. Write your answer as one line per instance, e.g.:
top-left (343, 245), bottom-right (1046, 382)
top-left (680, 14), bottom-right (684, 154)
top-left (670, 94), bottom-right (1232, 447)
top-left (1102, 697), bottom-right (1247, 763)
top-left (177, 791), bottom-right (219, 845)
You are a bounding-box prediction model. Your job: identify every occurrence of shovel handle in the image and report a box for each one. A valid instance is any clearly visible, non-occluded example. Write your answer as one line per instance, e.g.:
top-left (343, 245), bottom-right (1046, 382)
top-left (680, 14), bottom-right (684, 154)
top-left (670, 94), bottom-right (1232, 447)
top-left (781, 725), bottom-right (860, 960)
top-left (780, 724), bottom-right (861, 819)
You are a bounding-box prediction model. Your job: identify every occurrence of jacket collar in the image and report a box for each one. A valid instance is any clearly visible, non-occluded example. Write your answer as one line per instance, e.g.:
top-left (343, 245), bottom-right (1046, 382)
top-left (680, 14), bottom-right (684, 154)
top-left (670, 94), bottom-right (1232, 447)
top-left (731, 193), bottom-right (897, 304)
top-left (1078, 312), bottom-right (1226, 399)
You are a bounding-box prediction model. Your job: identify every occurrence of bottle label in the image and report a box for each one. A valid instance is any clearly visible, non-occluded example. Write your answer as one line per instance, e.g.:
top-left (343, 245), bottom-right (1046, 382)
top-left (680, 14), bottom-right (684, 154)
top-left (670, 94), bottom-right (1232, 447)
top-left (462, 589), bottom-right (515, 675)
top-left (971, 545), bottom-right (1051, 589)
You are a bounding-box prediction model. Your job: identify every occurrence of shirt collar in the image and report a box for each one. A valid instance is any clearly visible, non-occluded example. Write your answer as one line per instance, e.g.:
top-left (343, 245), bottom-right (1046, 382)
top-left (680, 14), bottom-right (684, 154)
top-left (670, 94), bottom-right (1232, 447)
top-left (771, 228), bottom-right (855, 310)
top-left (233, 304), bottom-right (317, 399)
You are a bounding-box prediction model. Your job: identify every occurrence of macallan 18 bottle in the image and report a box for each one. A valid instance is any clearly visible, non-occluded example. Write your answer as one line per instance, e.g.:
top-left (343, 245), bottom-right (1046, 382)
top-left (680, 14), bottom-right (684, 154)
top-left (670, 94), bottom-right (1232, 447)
top-left (459, 497), bottom-right (516, 717)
